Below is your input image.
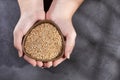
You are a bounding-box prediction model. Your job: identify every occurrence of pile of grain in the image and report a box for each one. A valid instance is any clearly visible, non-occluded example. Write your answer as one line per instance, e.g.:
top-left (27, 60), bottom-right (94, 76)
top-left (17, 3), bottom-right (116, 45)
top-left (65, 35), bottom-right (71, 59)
top-left (24, 22), bottom-right (63, 61)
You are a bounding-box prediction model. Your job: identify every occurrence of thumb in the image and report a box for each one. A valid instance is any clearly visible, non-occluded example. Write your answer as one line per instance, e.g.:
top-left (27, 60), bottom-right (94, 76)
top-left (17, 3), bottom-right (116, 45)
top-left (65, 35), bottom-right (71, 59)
top-left (65, 33), bottom-right (76, 59)
top-left (13, 17), bottom-right (36, 57)
top-left (13, 30), bottom-right (23, 57)
top-left (13, 19), bottom-right (24, 57)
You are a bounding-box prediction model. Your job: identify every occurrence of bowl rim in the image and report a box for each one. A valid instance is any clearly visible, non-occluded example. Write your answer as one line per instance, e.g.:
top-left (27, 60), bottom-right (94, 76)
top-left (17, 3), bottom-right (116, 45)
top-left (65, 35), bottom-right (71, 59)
top-left (22, 20), bottom-right (65, 62)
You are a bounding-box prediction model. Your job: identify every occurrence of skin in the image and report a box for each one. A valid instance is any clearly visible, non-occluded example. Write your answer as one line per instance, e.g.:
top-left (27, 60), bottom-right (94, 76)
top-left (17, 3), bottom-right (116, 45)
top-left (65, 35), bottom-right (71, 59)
top-left (13, 0), bottom-right (45, 67)
top-left (45, 0), bottom-right (84, 68)
top-left (13, 0), bottom-right (84, 68)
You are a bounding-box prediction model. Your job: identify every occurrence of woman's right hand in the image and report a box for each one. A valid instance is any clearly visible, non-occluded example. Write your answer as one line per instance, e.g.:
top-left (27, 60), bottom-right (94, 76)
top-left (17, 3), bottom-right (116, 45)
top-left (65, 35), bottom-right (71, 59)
top-left (13, 0), bottom-right (45, 67)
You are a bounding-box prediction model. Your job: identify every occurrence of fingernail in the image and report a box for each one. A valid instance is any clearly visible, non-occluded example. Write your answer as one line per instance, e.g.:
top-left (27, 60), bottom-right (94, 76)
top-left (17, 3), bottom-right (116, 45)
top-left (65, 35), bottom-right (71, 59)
top-left (18, 51), bottom-right (22, 57)
top-left (32, 64), bottom-right (36, 67)
top-left (53, 64), bottom-right (57, 67)
top-left (41, 67), bottom-right (44, 69)
top-left (19, 54), bottom-right (22, 57)
top-left (66, 55), bottom-right (70, 59)
top-left (47, 64), bottom-right (52, 68)
top-left (42, 64), bottom-right (47, 68)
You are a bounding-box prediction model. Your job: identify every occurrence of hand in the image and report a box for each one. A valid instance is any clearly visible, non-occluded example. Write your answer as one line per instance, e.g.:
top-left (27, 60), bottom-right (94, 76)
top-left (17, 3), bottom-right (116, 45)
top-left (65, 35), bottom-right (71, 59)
top-left (45, 16), bottom-right (77, 68)
top-left (13, 0), bottom-right (45, 67)
top-left (44, 0), bottom-right (81, 68)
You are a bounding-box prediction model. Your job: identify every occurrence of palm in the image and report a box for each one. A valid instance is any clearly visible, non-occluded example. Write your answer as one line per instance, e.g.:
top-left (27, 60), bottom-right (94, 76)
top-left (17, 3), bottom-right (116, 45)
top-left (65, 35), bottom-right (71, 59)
top-left (13, 0), bottom-right (45, 67)
top-left (44, 13), bottom-right (76, 67)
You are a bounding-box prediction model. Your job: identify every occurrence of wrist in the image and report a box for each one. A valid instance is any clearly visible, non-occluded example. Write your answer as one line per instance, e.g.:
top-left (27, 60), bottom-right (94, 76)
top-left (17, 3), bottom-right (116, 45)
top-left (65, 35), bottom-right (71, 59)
top-left (46, 0), bottom-right (73, 21)
top-left (47, 0), bottom-right (84, 20)
top-left (18, 0), bottom-right (44, 15)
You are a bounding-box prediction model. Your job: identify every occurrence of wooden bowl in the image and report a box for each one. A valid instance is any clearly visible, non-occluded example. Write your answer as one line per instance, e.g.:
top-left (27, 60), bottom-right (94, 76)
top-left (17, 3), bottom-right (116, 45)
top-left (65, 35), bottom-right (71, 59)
top-left (22, 20), bottom-right (65, 62)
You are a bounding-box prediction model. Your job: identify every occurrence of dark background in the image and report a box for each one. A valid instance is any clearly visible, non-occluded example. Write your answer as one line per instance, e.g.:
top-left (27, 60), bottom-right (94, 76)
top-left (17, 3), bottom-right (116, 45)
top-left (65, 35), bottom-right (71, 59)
top-left (0, 0), bottom-right (120, 80)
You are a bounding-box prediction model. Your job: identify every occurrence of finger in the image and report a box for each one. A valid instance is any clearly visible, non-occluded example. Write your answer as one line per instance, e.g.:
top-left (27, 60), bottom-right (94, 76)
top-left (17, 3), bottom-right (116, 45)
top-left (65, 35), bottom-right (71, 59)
top-left (13, 19), bottom-right (24, 57)
top-left (24, 55), bottom-right (37, 67)
top-left (44, 61), bottom-right (53, 68)
top-left (37, 61), bottom-right (43, 67)
top-left (18, 51), bottom-right (23, 57)
top-left (53, 58), bottom-right (66, 67)
top-left (14, 17), bottom-right (36, 57)
top-left (65, 33), bottom-right (76, 59)
top-left (21, 18), bottom-right (36, 35)
top-left (14, 33), bottom-right (23, 57)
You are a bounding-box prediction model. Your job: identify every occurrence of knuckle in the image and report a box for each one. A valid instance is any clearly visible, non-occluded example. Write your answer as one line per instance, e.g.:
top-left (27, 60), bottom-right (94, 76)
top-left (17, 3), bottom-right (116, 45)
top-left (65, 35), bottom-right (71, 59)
top-left (30, 12), bottom-right (45, 20)
top-left (13, 29), bottom-right (17, 36)
top-left (13, 28), bottom-right (23, 37)
top-left (38, 14), bottom-right (45, 20)
top-left (46, 64), bottom-right (50, 67)
top-left (46, 12), bottom-right (51, 19)
top-left (66, 49), bottom-right (72, 53)
top-left (46, 13), bottom-right (56, 21)
top-left (13, 41), bottom-right (16, 47)
top-left (14, 42), bottom-right (18, 49)
top-left (74, 32), bottom-right (77, 38)
top-left (13, 41), bottom-right (21, 51)
top-left (13, 39), bottom-right (16, 48)
top-left (13, 29), bottom-right (20, 36)
top-left (45, 63), bottom-right (52, 68)
top-left (71, 31), bottom-right (77, 38)
top-left (66, 44), bottom-right (73, 50)
top-left (68, 45), bottom-right (74, 50)
top-left (68, 31), bottom-right (76, 41)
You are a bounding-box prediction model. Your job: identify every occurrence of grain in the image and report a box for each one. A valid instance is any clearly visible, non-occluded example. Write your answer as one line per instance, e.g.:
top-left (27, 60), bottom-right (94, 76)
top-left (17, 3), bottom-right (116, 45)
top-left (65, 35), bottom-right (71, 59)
top-left (24, 22), bottom-right (63, 61)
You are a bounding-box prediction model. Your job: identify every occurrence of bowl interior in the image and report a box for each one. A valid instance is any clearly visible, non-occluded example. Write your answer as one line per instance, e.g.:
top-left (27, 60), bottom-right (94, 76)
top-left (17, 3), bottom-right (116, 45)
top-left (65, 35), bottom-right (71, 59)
top-left (22, 20), bottom-right (65, 62)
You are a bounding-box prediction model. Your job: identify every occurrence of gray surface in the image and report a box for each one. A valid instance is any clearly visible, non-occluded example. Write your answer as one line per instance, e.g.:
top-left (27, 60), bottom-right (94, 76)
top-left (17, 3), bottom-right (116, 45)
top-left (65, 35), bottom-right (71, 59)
top-left (0, 0), bottom-right (120, 80)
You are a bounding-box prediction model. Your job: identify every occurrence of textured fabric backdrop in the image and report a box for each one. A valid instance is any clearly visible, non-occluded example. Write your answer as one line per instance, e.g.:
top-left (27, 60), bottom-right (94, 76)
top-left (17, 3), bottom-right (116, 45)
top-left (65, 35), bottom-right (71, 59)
top-left (0, 0), bottom-right (120, 80)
